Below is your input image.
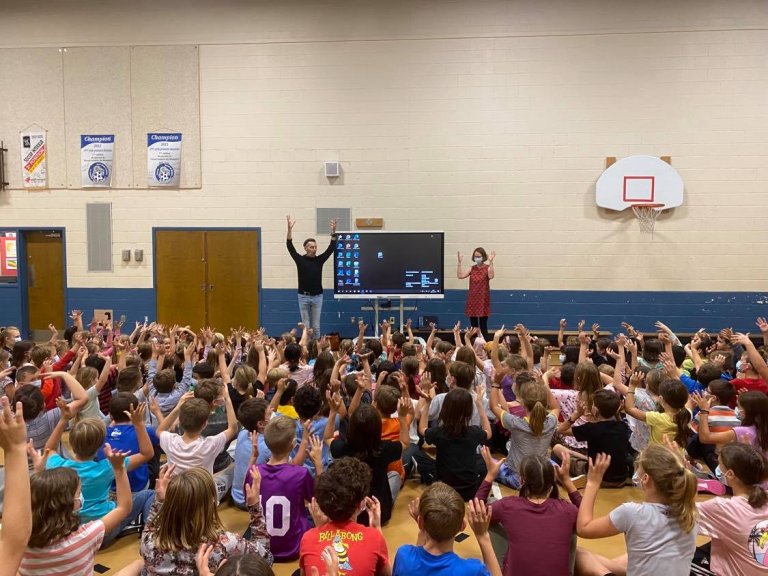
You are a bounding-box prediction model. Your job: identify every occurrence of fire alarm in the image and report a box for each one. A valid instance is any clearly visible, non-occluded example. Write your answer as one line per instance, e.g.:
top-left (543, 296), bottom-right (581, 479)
top-left (324, 162), bottom-right (340, 178)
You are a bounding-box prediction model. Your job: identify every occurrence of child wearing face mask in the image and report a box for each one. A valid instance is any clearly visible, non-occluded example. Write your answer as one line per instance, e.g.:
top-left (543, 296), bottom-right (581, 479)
top-left (21, 447), bottom-right (132, 575)
top-left (457, 247), bottom-right (495, 337)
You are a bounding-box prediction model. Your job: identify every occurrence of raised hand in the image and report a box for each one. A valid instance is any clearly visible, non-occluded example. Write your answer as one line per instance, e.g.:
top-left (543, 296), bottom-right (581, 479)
top-left (591, 323), bottom-right (600, 335)
top-left (309, 497), bottom-right (329, 526)
top-left (155, 463), bottom-right (176, 502)
top-left (479, 445), bottom-right (502, 480)
top-left (467, 498), bottom-right (493, 538)
top-left (554, 451), bottom-right (572, 485)
top-left (103, 443), bottom-right (130, 470)
top-left (493, 325), bottom-right (506, 342)
top-left (577, 320), bottom-right (586, 332)
top-left (457, 251), bottom-right (463, 263)
top-left (690, 391), bottom-right (711, 411)
top-left (488, 251), bottom-right (496, 263)
top-left (586, 453), bottom-right (611, 484)
top-left (628, 369), bottom-right (645, 388)
top-left (559, 318), bottom-right (567, 329)
top-left (320, 545), bottom-right (340, 576)
top-left (0, 397), bottom-right (26, 451)
top-left (308, 434), bottom-right (323, 463)
top-left (286, 215), bottom-right (296, 230)
top-left (756, 317), bottom-right (768, 334)
top-left (365, 495), bottom-right (382, 528)
top-left (330, 218), bottom-right (337, 235)
top-left (245, 465), bottom-right (262, 507)
top-left (195, 543), bottom-right (217, 576)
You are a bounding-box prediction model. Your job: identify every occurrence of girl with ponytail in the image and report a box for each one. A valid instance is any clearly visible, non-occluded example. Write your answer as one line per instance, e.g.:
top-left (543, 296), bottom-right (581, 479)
top-left (576, 444), bottom-right (698, 576)
top-left (489, 373), bottom-right (560, 489)
top-left (625, 373), bottom-right (692, 448)
top-left (695, 442), bottom-right (768, 575)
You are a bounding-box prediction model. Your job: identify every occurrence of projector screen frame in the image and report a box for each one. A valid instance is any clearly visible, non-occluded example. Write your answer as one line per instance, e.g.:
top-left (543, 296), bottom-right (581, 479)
top-left (332, 230), bottom-right (445, 300)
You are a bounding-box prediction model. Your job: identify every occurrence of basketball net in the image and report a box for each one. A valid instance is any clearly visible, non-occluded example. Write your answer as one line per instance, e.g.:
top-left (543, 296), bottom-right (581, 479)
top-left (631, 203), bottom-right (664, 235)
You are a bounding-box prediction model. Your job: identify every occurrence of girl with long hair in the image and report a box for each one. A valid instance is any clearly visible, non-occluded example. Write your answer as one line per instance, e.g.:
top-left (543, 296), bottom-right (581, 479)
top-left (576, 445), bottom-right (698, 576)
top-left (116, 465), bottom-right (272, 576)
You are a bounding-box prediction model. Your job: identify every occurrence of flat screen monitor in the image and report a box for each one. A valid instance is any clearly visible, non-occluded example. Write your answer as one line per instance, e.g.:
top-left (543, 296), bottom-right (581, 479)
top-left (333, 231), bottom-right (444, 299)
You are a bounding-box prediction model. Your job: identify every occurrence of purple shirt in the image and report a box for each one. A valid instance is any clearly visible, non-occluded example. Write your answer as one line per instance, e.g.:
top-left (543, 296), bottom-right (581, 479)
top-left (246, 462), bottom-right (314, 561)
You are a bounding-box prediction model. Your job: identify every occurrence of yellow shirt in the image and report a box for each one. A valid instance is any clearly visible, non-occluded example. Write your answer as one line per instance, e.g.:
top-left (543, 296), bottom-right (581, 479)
top-left (645, 410), bottom-right (690, 445)
top-left (276, 404), bottom-right (299, 420)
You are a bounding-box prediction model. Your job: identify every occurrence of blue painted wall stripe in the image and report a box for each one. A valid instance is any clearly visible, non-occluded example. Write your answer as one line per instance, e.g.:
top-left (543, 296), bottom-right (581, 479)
top-left (1, 286), bottom-right (766, 338)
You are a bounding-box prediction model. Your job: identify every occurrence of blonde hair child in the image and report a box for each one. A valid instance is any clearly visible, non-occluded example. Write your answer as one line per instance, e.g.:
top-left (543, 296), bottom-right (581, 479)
top-left (489, 372), bottom-right (561, 489)
top-left (576, 445), bottom-right (698, 576)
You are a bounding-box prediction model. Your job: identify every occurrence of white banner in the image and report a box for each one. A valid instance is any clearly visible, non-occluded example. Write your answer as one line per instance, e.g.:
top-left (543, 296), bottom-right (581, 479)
top-left (81, 134), bottom-right (114, 188)
top-left (20, 131), bottom-right (47, 189)
top-left (147, 132), bottom-right (182, 187)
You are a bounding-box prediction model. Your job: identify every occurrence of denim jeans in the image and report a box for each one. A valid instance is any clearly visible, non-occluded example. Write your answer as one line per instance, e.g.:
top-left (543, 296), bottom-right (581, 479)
top-left (101, 489), bottom-right (155, 548)
top-left (298, 293), bottom-right (323, 335)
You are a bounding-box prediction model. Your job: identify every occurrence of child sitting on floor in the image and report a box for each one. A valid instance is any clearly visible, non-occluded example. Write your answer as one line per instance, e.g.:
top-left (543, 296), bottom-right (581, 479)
top-left (245, 417), bottom-right (324, 561)
top-left (299, 457), bottom-right (390, 575)
top-left (475, 446), bottom-right (581, 576)
top-left (394, 481), bottom-right (500, 576)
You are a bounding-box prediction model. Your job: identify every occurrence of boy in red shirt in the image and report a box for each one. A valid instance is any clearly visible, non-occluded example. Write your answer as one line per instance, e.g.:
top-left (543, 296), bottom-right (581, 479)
top-left (300, 457), bottom-right (390, 576)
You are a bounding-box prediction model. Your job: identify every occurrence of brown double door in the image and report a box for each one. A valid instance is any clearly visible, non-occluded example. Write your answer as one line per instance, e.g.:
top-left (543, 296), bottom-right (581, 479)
top-left (155, 230), bottom-right (259, 332)
top-left (24, 230), bottom-right (65, 340)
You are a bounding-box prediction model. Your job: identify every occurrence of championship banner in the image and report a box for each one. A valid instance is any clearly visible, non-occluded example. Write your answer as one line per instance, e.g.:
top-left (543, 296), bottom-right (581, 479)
top-left (81, 134), bottom-right (114, 188)
top-left (20, 131), bottom-right (47, 188)
top-left (147, 132), bottom-right (182, 187)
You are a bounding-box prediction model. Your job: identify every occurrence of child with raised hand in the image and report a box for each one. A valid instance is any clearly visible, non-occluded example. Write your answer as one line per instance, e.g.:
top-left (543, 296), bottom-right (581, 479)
top-left (489, 374), bottom-right (560, 489)
top-left (417, 384), bottom-right (491, 500)
top-left (328, 389), bottom-right (409, 525)
top-left (299, 457), bottom-right (390, 576)
top-left (40, 400), bottom-right (155, 546)
top-left (246, 417), bottom-right (324, 561)
top-left (566, 389), bottom-right (631, 487)
top-left (475, 446), bottom-right (581, 576)
top-left (576, 447), bottom-right (698, 576)
top-left (624, 371), bottom-right (692, 448)
top-left (17, 370), bottom-right (90, 454)
top-left (692, 389), bottom-right (768, 464)
top-left (0, 396), bottom-right (33, 576)
top-left (98, 392), bottom-right (161, 493)
top-left (156, 376), bottom-right (239, 503)
top-left (232, 397), bottom-right (269, 508)
top-left (22, 442), bottom-right (133, 575)
top-left (393, 482), bottom-right (500, 576)
top-left (694, 442), bottom-right (768, 575)
top-left (117, 464), bottom-right (272, 576)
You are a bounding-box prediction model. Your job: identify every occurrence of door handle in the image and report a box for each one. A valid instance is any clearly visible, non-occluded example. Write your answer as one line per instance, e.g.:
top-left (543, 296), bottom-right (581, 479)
top-left (208, 284), bottom-right (215, 291)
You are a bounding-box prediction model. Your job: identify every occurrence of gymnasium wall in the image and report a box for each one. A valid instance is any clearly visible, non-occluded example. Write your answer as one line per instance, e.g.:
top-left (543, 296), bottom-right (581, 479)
top-left (1, 0), bottom-right (768, 335)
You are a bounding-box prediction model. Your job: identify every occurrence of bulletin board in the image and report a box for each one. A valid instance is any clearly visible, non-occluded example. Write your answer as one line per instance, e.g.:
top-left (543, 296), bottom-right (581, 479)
top-left (0, 44), bottom-right (201, 190)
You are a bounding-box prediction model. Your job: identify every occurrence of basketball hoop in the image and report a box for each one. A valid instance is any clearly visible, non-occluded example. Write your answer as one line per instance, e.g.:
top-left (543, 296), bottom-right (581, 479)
top-left (631, 203), bottom-right (665, 234)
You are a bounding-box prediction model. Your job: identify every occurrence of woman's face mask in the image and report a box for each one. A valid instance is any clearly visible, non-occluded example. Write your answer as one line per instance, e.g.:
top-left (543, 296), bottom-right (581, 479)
top-left (559, 354), bottom-right (566, 363)
top-left (715, 465), bottom-right (734, 487)
top-left (473, 257), bottom-right (483, 264)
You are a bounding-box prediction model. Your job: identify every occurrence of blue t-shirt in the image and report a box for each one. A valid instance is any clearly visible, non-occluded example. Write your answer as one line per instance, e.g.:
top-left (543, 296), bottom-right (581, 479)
top-left (393, 545), bottom-right (489, 576)
top-left (293, 415), bottom-right (338, 477)
top-left (97, 424), bottom-right (159, 492)
top-left (45, 453), bottom-right (126, 522)
top-left (232, 427), bottom-right (258, 506)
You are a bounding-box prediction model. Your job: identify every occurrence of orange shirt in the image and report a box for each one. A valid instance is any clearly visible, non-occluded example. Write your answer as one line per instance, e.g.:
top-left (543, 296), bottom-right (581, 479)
top-left (381, 417), bottom-right (405, 482)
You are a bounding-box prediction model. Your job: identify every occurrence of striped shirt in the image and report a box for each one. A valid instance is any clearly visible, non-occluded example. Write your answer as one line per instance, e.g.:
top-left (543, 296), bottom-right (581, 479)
top-left (691, 405), bottom-right (741, 434)
top-left (20, 520), bottom-right (105, 576)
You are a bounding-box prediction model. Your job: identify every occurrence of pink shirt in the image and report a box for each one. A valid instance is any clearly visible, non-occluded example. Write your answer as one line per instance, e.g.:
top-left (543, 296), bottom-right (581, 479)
top-left (698, 495), bottom-right (768, 575)
top-left (20, 520), bottom-right (105, 575)
top-left (159, 431), bottom-right (227, 474)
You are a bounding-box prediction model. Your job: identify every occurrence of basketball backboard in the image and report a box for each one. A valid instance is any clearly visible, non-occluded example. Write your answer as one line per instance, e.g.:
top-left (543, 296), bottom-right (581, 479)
top-left (596, 155), bottom-right (684, 211)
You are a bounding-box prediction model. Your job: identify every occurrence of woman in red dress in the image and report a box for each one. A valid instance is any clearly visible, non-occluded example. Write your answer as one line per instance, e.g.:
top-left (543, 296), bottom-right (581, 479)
top-left (457, 247), bottom-right (495, 336)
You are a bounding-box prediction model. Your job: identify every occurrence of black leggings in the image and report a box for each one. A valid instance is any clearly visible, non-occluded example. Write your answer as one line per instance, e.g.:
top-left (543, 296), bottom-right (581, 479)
top-left (469, 316), bottom-right (488, 336)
